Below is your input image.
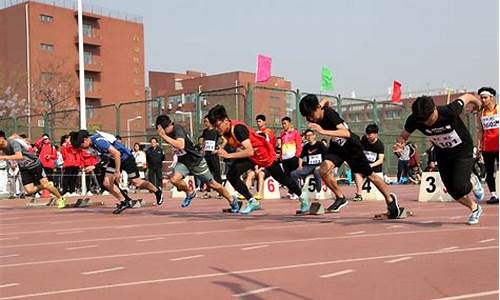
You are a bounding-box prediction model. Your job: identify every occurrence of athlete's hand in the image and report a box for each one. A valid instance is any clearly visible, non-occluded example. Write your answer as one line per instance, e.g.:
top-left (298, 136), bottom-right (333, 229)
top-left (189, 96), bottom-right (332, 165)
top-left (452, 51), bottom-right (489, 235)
top-left (308, 123), bottom-right (324, 134)
top-left (217, 148), bottom-right (229, 158)
top-left (114, 170), bottom-right (122, 182)
top-left (392, 143), bottom-right (404, 153)
top-left (156, 125), bottom-right (166, 137)
top-left (0, 156), bottom-right (5, 161)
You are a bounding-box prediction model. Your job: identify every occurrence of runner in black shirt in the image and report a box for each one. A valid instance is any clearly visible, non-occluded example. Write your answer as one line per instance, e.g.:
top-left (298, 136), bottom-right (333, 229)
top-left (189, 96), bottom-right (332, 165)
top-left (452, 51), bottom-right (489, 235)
top-left (299, 94), bottom-right (400, 218)
top-left (394, 94), bottom-right (484, 225)
top-left (201, 116), bottom-right (222, 198)
top-left (353, 124), bottom-right (386, 201)
top-left (156, 115), bottom-right (239, 212)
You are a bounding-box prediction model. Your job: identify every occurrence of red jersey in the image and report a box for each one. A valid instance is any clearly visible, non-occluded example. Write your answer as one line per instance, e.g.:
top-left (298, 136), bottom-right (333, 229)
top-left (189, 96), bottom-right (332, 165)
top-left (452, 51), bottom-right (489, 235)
top-left (225, 120), bottom-right (276, 168)
top-left (481, 105), bottom-right (499, 152)
top-left (258, 126), bottom-right (276, 148)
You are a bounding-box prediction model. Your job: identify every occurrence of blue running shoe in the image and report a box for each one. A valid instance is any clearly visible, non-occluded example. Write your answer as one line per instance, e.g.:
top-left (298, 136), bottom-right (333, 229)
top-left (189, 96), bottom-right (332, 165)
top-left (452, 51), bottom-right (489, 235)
top-left (181, 191), bottom-right (196, 208)
top-left (230, 196), bottom-right (240, 213)
top-left (470, 174), bottom-right (484, 201)
top-left (240, 198), bottom-right (261, 215)
top-left (298, 193), bottom-right (310, 213)
top-left (467, 205), bottom-right (482, 225)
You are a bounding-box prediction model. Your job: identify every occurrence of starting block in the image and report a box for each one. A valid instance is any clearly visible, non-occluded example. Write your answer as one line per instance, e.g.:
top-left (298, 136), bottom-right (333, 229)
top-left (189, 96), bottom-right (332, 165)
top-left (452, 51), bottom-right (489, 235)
top-left (308, 201), bottom-right (325, 215)
top-left (129, 199), bottom-right (155, 208)
top-left (374, 207), bottom-right (413, 220)
top-left (64, 198), bottom-right (104, 208)
top-left (418, 172), bottom-right (453, 202)
top-left (222, 201), bottom-right (243, 213)
top-left (170, 176), bottom-right (196, 198)
top-left (361, 173), bottom-right (385, 201)
top-left (302, 175), bottom-right (332, 200)
top-left (263, 177), bottom-right (281, 200)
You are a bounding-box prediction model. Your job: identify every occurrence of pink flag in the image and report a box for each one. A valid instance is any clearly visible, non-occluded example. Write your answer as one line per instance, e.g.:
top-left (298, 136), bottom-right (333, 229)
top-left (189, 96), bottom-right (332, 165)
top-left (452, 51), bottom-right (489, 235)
top-left (391, 80), bottom-right (402, 103)
top-left (256, 54), bottom-right (272, 83)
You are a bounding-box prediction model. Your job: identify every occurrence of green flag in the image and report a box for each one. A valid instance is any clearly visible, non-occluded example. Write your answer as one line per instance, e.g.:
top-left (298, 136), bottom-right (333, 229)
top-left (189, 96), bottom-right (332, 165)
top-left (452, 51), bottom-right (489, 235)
top-left (321, 67), bottom-right (333, 91)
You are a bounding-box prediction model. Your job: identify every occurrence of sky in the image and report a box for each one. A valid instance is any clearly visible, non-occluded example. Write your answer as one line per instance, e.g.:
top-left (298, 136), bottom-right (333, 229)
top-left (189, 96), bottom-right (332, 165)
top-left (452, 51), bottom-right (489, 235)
top-left (89, 0), bottom-right (499, 99)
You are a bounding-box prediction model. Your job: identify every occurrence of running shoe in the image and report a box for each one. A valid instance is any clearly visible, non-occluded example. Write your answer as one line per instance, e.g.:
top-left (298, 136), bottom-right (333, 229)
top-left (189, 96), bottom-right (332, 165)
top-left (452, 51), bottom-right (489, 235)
top-left (298, 193), bottom-right (310, 213)
top-left (239, 198), bottom-right (261, 215)
top-left (155, 188), bottom-right (164, 205)
top-left (387, 193), bottom-right (400, 219)
top-left (254, 194), bottom-right (262, 200)
top-left (230, 196), bottom-right (240, 213)
top-left (181, 191), bottom-right (196, 208)
top-left (353, 193), bottom-right (363, 202)
top-left (326, 197), bottom-right (348, 213)
top-left (290, 194), bottom-right (299, 200)
top-left (57, 197), bottom-right (66, 209)
top-left (470, 174), bottom-right (485, 201)
top-left (467, 205), bottom-right (483, 225)
top-left (487, 196), bottom-right (499, 204)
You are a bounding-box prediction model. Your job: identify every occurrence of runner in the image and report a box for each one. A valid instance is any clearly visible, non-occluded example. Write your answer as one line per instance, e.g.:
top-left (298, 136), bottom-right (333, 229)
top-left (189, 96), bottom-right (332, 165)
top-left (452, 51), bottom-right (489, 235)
top-left (290, 129), bottom-right (328, 200)
top-left (201, 116), bottom-right (223, 198)
top-left (353, 124), bottom-right (386, 201)
top-left (71, 130), bottom-right (163, 210)
top-left (155, 115), bottom-right (239, 212)
top-left (299, 94), bottom-right (400, 218)
top-left (0, 131), bottom-right (66, 208)
top-left (477, 87), bottom-right (499, 204)
top-left (394, 94), bottom-right (484, 224)
top-left (207, 104), bottom-right (309, 214)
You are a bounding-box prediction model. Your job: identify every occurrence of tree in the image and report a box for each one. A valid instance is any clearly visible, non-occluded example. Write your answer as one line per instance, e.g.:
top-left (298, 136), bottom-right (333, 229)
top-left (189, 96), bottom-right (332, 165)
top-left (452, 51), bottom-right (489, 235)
top-left (0, 64), bottom-right (28, 118)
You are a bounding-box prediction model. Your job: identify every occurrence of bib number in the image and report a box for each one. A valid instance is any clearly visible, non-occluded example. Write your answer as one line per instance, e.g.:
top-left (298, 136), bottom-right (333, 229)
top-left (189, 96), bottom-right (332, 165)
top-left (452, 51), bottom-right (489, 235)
top-left (429, 130), bottom-right (462, 149)
top-left (363, 151), bottom-right (377, 163)
top-left (481, 115), bottom-right (499, 130)
top-left (308, 154), bottom-right (322, 165)
top-left (204, 140), bottom-right (216, 152)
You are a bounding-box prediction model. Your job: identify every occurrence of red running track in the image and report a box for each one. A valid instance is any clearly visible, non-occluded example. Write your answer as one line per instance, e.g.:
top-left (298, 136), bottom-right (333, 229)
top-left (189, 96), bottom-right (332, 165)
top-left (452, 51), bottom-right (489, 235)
top-left (0, 185), bottom-right (498, 300)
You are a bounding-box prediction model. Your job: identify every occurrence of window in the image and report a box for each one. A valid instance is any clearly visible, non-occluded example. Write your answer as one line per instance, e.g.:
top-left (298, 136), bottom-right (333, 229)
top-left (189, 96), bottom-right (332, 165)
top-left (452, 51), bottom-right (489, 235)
top-left (40, 43), bottom-right (54, 52)
top-left (82, 24), bottom-right (93, 37)
top-left (84, 51), bottom-right (93, 64)
top-left (84, 76), bottom-right (94, 92)
top-left (40, 15), bottom-right (53, 23)
top-left (41, 72), bottom-right (54, 82)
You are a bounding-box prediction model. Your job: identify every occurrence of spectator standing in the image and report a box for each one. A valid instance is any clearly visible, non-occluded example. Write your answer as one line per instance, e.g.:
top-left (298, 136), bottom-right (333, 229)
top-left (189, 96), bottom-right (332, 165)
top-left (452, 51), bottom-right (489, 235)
top-left (35, 134), bottom-right (57, 183)
top-left (133, 143), bottom-right (147, 179)
top-left (61, 134), bottom-right (81, 196)
top-left (146, 137), bottom-right (164, 189)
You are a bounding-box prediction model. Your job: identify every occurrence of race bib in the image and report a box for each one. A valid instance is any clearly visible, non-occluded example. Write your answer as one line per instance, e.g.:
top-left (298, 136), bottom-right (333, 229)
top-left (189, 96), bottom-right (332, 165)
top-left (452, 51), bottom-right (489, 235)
top-left (363, 150), bottom-right (377, 162)
top-left (204, 140), bottom-right (216, 152)
top-left (429, 130), bottom-right (462, 149)
top-left (308, 154), bottom-right (322, 165)
top-left (481, 114), bottom-right (499, 130)
top-left (331, 137), bottom-right (347, 147)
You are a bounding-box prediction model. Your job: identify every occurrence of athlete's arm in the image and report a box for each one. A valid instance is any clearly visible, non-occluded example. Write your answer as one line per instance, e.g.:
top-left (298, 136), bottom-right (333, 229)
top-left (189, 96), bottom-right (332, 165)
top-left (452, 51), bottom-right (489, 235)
top-left (108, 145), bottom-right (121, 179)
top-left (0, 151), bottom-right (22, 161)
top-left (476, 112), bottom-right (484, 154)
top-left (156, 125), bottom-right (185, 150)
top-left (308, 123), bottom-right (351, 138)
top-left (223, 139), bottom-right (254, 159)
top-left (457, 93), bottom-right (481, 112)
top-left (319, 97), bottom-right (329, 108)
top-left (370, 154), bottom-right (385, 168)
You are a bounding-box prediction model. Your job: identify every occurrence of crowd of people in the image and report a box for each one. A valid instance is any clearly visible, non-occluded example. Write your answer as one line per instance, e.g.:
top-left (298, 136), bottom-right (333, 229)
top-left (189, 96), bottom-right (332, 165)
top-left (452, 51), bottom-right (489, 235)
top-left (0, 86), bottom-right (497, 224)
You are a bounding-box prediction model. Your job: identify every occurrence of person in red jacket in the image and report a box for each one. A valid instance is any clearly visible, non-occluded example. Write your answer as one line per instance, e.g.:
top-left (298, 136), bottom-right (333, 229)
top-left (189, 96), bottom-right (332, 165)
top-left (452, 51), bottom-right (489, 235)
top-left (35, 134), bottom-right (57, 183)
top-left (61, 133), bottom-right (81, 196)
top-left (207, 105), bottom-right (309, 215)
top-left (80, 147), bottom-right (100, 194)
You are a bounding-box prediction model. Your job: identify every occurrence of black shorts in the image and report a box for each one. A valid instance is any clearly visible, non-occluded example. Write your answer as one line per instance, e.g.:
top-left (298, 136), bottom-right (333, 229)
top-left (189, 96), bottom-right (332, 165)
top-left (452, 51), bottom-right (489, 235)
top-left (436, 153), bottom-right (473, 199)
top-left (105, 156), bottom-right (140, 180)
top-left (21, 165), bottom-right (46, 186)
top-left (324, 143), bottom-right (373, 176)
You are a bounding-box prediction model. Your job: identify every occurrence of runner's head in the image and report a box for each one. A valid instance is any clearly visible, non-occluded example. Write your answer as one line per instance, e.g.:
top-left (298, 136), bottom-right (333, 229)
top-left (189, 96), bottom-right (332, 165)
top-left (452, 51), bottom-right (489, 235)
top-left (478, 87), bottom-right (496, 107)
top-left (71, 130), bottom-right (91, 149)
top-left (256, 114), bottom-right (267, 130)
top-left (304, 129), bottom-right (316, 144)
top-left (0, 130), bottom-right (6, 148)
top-left (365, 124), bottom-right (379, 143)
top-left (412, 96), bottom-right (438, 126)
top-left (281, 116), bottom-right (292, 131)
top-left (203, 115), bottom-right (212, 129)
top-left (155, 115), bottom-right (175, 134)
top-left (299, 94), bottom-right (324, 123)
top-left (207, 105), bottom-right (231, 135)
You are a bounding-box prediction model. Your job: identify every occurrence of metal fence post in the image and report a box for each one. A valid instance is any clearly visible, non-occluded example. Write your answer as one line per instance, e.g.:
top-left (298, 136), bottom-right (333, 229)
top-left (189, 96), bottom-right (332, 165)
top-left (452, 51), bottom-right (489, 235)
top-left (195, 92), bottom-right (201, 137)
top-left (43, 113), bottom-right (49, 135)
top-left (13, 116), bottom-right (18, 133)
top-left (372, 99), bottom-right (378, 124)
top-left (337, 94), bottom-right (343, 117)
top-left (115, 104), bottom-right (121, 136)
top-left (296, 89), bottom-right (302, 131)
top-left (245, 84), bottom-right (253, 125)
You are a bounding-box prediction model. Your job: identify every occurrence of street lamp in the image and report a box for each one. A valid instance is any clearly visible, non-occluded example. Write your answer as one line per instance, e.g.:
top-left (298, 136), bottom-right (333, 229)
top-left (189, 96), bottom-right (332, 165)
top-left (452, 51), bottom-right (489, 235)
top-left (175, 111), bottom-right (193, 138)
top-left (126, 116), bottom-right (142, 148)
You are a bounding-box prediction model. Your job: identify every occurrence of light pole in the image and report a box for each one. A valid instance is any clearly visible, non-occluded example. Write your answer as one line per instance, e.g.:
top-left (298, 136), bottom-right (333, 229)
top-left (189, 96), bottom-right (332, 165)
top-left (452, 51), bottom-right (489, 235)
top-left (175, 111), bottom-right (193, 138)
top-left (126, 116), bottom-right (142, 148)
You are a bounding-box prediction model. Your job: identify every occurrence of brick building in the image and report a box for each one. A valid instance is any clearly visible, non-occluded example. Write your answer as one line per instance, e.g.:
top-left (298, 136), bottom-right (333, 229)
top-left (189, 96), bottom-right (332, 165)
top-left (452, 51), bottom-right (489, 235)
top-left (0, 0), bottom-right (145, 138)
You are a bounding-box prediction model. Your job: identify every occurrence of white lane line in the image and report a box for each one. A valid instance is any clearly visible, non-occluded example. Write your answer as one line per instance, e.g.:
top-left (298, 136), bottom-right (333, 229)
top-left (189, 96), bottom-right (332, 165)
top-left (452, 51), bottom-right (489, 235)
top-left (449, 216), bottom-right (462, 220)
top-left (0, 237), bottom-right (18, 241)
top-left (241, 245), bottom-right (269, 251)
top-left (0, 246), bottom-right (496, 300)
top-left (137, 237), bottom-right (165, 242)
top-left (169, 255), bottom-right (204, 261)
top-left (421, 220), bottom-right (434, 224)
top-left (438, 247), bottom-right (459, 252)
top-left (66, 245), bottom-right (98, 251)
top-left (347, 231), bottom-right (365, 235)
top-left (233, 287), bottom-right (278, 297)
top-left (319, 269), bottom-right (354, 278)
top-left (81, 267), bottom-right (125, 275)
top-left (0, 227), bottom-right (493, 268)
top-left (0, 283), bottom-right (19, 289)
top-left (425, 290), bottom-right (499, 300)
top-left (56, 231), bottom-right (84, 236)
top-left (385, 256), bottom-right (412, 263)
top-left (478, 238), bottom-right (496, 243)
top-left (0, 254), bottom-right (19, 258)
top-left (387, 225), bottom-right (406, 229)
top-left (0, 217), bottom-right (19, 220)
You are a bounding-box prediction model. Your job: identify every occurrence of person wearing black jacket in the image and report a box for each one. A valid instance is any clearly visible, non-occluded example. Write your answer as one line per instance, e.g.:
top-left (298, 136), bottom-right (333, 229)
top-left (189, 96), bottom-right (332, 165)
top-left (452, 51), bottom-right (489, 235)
top-left (146, 137), bottom-right (165, 189)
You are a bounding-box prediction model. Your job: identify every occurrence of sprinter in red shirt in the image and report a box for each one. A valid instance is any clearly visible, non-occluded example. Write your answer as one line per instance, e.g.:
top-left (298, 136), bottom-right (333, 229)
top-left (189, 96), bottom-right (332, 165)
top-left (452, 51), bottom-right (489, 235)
top-left (207, 105), bottom-right (309, 214)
